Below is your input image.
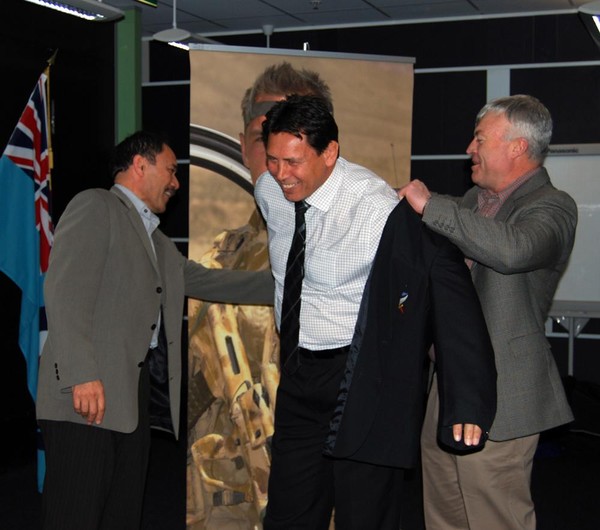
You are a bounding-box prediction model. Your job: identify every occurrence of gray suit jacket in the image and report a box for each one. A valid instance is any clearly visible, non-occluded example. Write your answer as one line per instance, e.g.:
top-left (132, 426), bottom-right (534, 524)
top-left (422, 168), bottom-right (577, 440)
top-left (37, 186), bottom-right (273, 437)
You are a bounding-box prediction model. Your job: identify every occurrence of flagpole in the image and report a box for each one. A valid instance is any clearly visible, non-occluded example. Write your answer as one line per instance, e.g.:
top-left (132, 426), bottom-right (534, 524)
top-left (45, 50), bottom-right (57, 185)
top-left (40, 50), bottom-right (57, 493)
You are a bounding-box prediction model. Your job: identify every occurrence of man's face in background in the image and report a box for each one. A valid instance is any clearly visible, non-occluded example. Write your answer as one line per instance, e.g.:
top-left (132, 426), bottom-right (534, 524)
top-left (239, 93), bottom-right (285, 184)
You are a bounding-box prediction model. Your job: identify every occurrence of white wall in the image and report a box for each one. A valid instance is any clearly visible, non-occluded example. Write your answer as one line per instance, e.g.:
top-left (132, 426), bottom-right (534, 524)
top-left (546, 153), bottom-right (600, 305)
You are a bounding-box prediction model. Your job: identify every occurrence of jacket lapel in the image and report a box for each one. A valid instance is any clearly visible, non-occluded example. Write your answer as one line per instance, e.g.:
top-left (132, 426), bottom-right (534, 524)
top-left (463, 167), bottom-right (550, 279)
top-left (494, 167), bottom-right (549, 223)
top-left (110, 186), bottom-right (161, 276)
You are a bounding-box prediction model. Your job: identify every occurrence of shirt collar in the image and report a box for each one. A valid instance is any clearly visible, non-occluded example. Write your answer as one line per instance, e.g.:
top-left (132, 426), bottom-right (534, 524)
top-left (304, 157), bottom-right (345, 213)
top-left (115, 184), bottom-right (160, 235)
top-left (478, 167), bottom-right (538, 208)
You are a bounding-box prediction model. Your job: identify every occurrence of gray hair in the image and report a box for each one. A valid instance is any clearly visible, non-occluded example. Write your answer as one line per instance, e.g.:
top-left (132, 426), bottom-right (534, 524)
top-left (241, 62), bottom-right (333, 128)
top-left (476, 94), bottom-right (553, 163)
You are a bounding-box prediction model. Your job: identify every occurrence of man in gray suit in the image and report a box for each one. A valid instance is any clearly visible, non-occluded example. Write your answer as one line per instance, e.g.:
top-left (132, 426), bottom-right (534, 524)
top-left (36, 131), bottom-right (273, 530)
top-left (400, 94), bottom-right (577, 530)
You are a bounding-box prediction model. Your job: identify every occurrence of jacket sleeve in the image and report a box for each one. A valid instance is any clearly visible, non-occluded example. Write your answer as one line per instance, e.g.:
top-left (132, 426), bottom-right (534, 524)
top-left (426, 229), bottom-right (497, 450)
top-left (43, 190), bottom-right (110, 389)
top-left (423, 191), bottom-right (577, 274)
top-left (183, 259), bottom-right (274, 306)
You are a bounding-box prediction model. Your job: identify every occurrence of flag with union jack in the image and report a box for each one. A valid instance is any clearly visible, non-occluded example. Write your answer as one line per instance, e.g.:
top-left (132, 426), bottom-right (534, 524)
top-left (0, 70), bottom-right (54, 403)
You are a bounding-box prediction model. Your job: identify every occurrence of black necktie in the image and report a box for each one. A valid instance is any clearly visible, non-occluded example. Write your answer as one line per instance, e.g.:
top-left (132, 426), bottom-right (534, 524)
top-left (280, 200), bottom-right (309, 375)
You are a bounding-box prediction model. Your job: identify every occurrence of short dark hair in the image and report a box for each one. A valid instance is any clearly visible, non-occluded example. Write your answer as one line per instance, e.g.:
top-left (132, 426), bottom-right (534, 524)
top-left (261, 94), bottom-right (338, 155)
top-left (111, 131), bottom-right (170, 179)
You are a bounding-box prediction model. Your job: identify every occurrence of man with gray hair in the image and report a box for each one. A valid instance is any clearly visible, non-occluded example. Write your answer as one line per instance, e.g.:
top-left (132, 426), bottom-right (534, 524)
top-left (400, 94), bottom-right (577, 530)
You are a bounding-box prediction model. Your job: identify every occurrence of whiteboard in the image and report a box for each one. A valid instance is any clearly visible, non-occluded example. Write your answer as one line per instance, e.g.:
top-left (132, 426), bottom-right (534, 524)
top-left (545, 154), bottom-right (600, 304)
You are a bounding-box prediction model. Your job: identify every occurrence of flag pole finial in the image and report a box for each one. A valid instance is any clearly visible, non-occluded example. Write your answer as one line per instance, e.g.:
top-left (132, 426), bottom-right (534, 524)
top-left (47, 49), bottom-right (58, 67)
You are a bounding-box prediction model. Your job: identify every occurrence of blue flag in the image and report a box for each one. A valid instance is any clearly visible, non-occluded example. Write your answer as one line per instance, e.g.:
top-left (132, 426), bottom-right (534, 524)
top-left (0, 71), bottom-right (53, 490)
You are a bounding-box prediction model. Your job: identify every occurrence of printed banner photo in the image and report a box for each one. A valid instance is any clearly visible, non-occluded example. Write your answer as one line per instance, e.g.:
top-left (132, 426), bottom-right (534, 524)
top-left (186, 46), bottom-right (414, 530)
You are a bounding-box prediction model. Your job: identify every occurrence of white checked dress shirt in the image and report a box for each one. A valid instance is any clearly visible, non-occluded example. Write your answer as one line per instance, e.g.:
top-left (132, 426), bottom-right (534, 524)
top-left (255, 156), bottom-right (398, 351)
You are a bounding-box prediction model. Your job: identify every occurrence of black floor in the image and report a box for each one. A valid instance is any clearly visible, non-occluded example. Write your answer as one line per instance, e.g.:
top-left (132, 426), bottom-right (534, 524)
top-left (1, 423), bottom-right (600, 530)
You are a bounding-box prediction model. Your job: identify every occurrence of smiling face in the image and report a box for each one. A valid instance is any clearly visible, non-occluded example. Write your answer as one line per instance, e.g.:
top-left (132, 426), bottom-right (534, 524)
top-left (466, 112), bottom-right (520, 193)
top-left (265, 132), bottom-right (338, 203)
top-left (136, 144), bottom-right (179, 213)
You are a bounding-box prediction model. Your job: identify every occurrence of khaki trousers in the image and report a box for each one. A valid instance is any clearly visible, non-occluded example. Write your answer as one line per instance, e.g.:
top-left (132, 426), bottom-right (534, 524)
top-left (421, 376), bottom-right (539, 530)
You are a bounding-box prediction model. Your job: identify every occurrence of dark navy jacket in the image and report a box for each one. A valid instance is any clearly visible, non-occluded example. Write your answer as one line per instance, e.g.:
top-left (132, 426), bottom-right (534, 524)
top-left (325, 200), bottom-right (497, 468)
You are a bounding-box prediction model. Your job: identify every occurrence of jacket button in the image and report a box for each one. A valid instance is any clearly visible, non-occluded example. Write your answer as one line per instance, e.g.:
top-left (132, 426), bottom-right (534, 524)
top-left (151, 324), bottom-right (157, 330)
top-left (156, 287), bottom-right (162, 293)
top-left (138, 361), bottom-right (144, 367)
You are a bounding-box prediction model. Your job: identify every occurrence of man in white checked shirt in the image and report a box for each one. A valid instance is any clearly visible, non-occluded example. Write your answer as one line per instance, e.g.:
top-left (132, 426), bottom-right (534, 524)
top-left (255, 95), bottom-right (399, 529)
top-left (256, 95), bottom-right (496, 530)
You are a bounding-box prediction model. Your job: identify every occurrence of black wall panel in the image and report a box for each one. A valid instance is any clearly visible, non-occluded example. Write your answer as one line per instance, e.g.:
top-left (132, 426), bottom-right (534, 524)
top-left (142, 84), bottom-right (191, 159)
top-left (511, 66), bottom-right (600, 144)
top-left (142, 77), bottom-right (190, 239)
top-left (412, 71), bottom-right (487, 155)
top-left (148, 41), bottom-right (191, 82)
top-left (410, 159), bottom-right (473, 197)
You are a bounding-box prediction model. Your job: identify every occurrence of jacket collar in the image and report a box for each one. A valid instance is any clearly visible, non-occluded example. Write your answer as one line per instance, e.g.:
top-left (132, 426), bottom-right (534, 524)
top-left (110, 185), bottom-right (161, 274)
top-left (463, 166), bottom-right (549, 216)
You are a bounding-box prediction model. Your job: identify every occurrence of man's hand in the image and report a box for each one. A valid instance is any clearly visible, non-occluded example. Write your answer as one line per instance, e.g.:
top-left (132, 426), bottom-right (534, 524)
top-left (397, 180), bottom-right (432, 215)
top-left (452, 423), bottom-right (483, 446)
top-left (73, 380), bottom-right (105, 425)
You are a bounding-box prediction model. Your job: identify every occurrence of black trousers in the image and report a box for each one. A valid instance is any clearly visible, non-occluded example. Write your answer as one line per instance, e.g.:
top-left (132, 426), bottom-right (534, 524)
top-left (264, 348), bottom-right (404, 530)
top-left (39, 361), bottom-right (151, 530)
